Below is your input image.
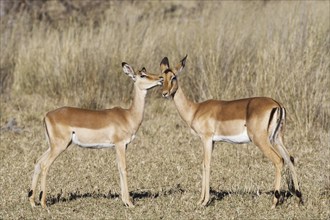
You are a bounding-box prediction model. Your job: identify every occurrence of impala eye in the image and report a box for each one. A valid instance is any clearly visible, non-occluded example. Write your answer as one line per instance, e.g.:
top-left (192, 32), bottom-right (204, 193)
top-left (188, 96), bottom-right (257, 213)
top-left (140, 73), bottom-right (146, 78)
top-left (171, 76), bottom-right (177, 81)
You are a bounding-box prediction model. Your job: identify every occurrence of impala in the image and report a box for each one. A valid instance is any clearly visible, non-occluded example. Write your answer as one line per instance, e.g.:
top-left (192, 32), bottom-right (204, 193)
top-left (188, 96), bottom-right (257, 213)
top-left (160, 55), bottom-right (303, 208)
top-left (28, 62), bottom-right (163, 208)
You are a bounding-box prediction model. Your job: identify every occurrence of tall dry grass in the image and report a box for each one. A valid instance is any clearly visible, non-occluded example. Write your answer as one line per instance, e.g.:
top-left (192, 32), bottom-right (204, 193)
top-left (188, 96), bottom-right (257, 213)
top-left (1, 1), bottom-right (328, 133)
top-left (0, 1), bottom-right (329, 218)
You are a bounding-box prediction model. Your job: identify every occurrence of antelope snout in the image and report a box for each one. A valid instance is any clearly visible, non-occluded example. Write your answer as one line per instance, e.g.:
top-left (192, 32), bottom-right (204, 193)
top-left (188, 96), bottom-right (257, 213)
top-left (162, 91), bottom-right (169, 98)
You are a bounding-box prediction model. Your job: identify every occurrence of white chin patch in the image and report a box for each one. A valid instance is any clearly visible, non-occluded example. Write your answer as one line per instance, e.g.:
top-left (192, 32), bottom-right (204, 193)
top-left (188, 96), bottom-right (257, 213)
top-left (72, 132), bottom-right (115, 149)
top-left (212, 130), bottom-right (250, 144)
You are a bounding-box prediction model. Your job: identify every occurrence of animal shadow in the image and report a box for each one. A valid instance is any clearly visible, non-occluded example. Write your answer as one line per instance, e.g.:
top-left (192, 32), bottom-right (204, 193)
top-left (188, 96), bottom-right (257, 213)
top-left (46, 189), bottom-right (120, 206)
top-left (45, 184), bottom-right (185, 207)
top-left (208, 188), bottom-right (294, 206)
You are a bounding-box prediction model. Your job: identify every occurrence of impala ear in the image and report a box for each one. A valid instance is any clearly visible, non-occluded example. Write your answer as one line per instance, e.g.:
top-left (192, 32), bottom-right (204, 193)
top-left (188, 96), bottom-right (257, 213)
top-left (173, 54), bottom-right (187, 74)
top-left (160, 57), bottom-right (170, 73)
top-left (140, 67), bottom-right (147, 74)
top-left (122, 62), bottom-right (136, 81)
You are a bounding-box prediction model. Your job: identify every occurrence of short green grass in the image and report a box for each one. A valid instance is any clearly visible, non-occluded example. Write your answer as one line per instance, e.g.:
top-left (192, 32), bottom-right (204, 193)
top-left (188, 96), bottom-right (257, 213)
top-left (0, 1), bottom-right (329, 219)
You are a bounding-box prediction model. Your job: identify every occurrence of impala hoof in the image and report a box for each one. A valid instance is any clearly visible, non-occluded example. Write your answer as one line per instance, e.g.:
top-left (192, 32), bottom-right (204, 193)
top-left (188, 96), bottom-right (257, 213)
top-left (272, 197), bottom-right (279, 209)
top-left (197, 198), bottom-right (209, 206)
top-left (124, 200), bottom-right (134, 208)
top-left (299, 197), bottom-right (305, 205)
top-left (29, 199), bottom-right (36, 208)
top-left (202, 200), bottom-right (209, 206)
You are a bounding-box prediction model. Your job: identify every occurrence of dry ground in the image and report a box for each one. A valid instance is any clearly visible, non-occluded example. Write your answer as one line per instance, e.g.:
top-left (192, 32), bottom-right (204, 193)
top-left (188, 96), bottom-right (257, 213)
top-left (1, 1), bottom-right (329, 219)
top-left (0, 98), bottom-right (329, 219)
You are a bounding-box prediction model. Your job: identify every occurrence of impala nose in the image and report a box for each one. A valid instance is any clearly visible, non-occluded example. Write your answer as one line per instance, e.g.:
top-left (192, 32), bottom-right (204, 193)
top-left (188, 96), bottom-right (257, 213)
top-left (162, 91), bottom-right (169, 98)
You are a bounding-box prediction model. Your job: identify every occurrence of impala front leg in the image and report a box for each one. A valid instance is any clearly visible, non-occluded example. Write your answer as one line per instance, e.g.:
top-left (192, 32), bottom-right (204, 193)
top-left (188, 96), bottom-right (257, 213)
top-left (198, 137), bottom-right (213, 206)
top-left (116, 142), bottom-right (134, 207)
top-left (197, 160), bottom-right (206, 205)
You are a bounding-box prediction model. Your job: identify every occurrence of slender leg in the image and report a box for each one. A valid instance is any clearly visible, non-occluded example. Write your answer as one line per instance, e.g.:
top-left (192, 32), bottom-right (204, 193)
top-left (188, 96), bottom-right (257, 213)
top-left (39, 146), bottom-right (65, 208)
top-left (115, 142), bottom-right (134, 207)
top-left (197, 146), bottom-right (206, 205)
top-left (197, 162), bottom-right (206, 205)
top-left (198, 137), bottom-right (213, 206)
top-left (272, 157), bottom-right (283, 208)
top-left (29, 148), bottom-right (50, 207)
top-left (253, 137), bottom-right (283, 209)
top-left (275, 136), bottom-right (304, 204)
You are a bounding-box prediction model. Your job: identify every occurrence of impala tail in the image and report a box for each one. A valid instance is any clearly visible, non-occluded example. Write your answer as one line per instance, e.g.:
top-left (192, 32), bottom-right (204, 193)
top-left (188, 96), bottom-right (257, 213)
top-left (268, 107), bottom-right (284, 145)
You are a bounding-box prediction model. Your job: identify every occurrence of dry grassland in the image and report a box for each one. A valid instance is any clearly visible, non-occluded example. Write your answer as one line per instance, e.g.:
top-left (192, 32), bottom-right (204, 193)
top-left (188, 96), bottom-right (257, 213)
top-left (0, 1), bottom-right (329, 219)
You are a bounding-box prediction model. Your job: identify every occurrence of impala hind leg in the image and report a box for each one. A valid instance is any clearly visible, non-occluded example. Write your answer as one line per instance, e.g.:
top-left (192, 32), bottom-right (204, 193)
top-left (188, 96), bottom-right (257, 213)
top-left (29, 148), bottom-right (50, 207)
top-left (115, 143), bottom-right (134, 207)
top-left (253, 138), bottom-right (284, 209)
top-left (197, 137), bottom-right (213, 206)
top-left (274, 137), bottom-right (304, 205)
top-left (38, 144), bottom-right (66, 208)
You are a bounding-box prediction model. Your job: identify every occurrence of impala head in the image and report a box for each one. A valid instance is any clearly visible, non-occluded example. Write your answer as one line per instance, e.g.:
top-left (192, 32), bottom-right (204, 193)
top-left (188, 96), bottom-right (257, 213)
top-left (122, 62), bottom-right (163, 90)
top-left (160, 55), bottom-right (187, 98)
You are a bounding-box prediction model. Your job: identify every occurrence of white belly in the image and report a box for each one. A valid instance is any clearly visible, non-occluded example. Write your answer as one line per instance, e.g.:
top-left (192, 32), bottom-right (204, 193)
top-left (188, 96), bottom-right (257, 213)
top-left (72, 132), bottom-right (115, 149)
top-left (212, 130), bottom-right (250, 144)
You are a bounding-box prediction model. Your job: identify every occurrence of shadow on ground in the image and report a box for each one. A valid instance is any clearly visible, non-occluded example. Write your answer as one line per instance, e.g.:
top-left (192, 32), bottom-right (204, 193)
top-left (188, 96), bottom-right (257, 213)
top-left (42, 184), bottom-right (185, 207)
top-left (39, 184), bottom-right (294, 207)
top-left (208, 188), bottom-right (294, 206)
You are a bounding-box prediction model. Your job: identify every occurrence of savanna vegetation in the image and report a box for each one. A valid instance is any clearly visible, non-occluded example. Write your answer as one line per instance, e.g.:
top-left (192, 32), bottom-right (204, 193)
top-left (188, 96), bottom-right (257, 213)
top-left (0, 0), bottom-right (329, 219)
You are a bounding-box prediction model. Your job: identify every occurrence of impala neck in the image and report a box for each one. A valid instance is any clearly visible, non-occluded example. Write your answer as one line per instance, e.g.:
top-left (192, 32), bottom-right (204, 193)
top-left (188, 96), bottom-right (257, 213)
top-left (128, 84), bottom-right (147, 128)
top-left (172, 84), bottom-right (197, 125)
